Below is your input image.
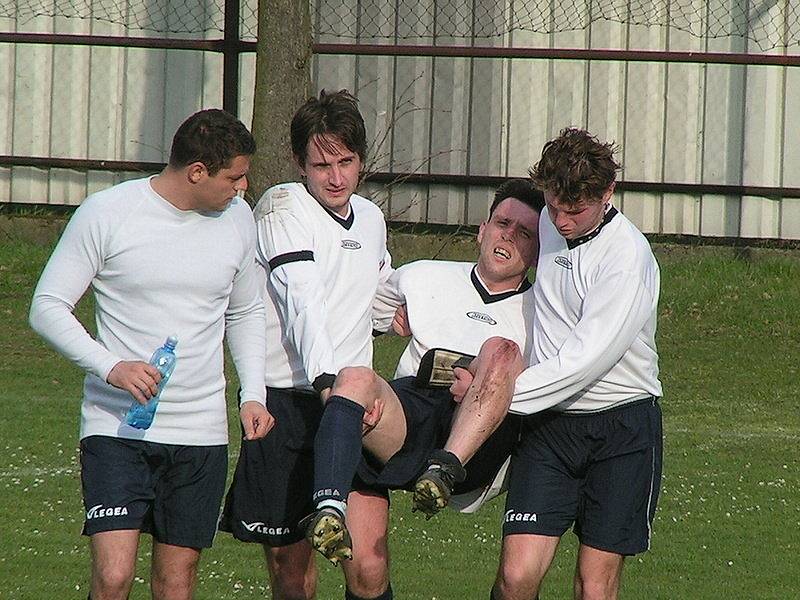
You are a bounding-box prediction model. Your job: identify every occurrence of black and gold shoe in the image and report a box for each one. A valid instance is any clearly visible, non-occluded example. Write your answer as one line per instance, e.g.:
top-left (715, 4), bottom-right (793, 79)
top-left (412, 450), bottom-right (467, 519)
top-left (300, 507), bottom-right (352, 565)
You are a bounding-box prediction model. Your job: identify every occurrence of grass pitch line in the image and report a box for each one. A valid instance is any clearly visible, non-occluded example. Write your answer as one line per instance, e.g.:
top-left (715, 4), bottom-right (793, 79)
top-left (668, 426), bottom-right (799, 441)
top-left (0, 466), bottom-right (77, 478)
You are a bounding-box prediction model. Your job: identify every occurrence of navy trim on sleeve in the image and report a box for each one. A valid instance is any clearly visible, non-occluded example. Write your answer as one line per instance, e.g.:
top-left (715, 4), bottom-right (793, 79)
top-left (268, 250), bottom-right (314, 271)
top-left (312, 373), bottom-right (336, 394)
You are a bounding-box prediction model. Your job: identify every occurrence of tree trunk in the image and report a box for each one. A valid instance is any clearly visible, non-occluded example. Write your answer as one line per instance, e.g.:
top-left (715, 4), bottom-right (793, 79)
top-left (248, 0), bottom-right (312, 203)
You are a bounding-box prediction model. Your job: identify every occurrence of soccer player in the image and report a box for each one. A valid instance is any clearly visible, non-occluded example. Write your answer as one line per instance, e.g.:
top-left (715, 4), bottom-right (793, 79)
top-left (219, 90), bottom-right (392, 600)
top-left (304, 180), bottom-right (544, 600)
top-left (449, 129), bottom-right (662, 600)
top-left (29, 109), bottom-right (272, 600)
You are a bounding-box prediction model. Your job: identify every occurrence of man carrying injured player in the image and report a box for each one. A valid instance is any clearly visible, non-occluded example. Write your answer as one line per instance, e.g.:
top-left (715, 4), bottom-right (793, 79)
top-left (302, 179), bottom-right (544, 600)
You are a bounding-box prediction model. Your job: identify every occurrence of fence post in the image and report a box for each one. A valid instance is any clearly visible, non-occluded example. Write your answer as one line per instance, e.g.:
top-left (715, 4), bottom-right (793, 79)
top-left (223, 0), bottom-right (241, 116)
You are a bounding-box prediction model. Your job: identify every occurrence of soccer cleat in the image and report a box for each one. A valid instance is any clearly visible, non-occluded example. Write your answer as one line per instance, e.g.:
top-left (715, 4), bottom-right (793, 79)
top-left (412, 450), bottom-right (466, 519)
top-left (301, 507), bottom-right (352, 565)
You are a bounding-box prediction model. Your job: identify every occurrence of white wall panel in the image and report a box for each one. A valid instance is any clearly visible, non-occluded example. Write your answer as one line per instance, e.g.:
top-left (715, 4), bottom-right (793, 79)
top-left (0, 19), bottom-right (15, 202)
top-left (505, 27), bottom-right (551, 177)
top-left (699, 194), bottom-right (732, 237)
top-left (1, 1), bottom-right (798, 240)
top-left (11, 16), bottom-right (53, 204)
top-left (781, 199), bottom-right (800, 239)
top-left (585, 19), bottom-right (627, 142)
top-left (48, 16), bottom-right (91, 205)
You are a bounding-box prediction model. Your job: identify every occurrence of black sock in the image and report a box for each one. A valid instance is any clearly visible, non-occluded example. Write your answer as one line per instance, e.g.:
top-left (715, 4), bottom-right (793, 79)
top-left (345, 582), bottom-right (393, 600)
top-left (313, 395), bottom-right (366, 507)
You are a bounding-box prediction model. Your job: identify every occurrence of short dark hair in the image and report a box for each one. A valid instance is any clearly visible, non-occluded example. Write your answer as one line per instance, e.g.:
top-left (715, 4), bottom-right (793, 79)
top-left (169, 109), bottom-right (256, 176)
top-left (291, 89), bottom-right (367, 166)
top-left (529, 128), bottom-right (621, 205)
top-left (490, 178), bottom-right (545, 217)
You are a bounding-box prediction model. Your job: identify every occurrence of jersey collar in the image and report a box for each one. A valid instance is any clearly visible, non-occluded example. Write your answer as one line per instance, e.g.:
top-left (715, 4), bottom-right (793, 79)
top-left (323, 204), bottom-right (355, 230)
top-left (565, 206), bottom-right (618, 250)
top-left (303, 184), bottom-right (356, 230)
top-left (470, 266), bottom-right (532, 304)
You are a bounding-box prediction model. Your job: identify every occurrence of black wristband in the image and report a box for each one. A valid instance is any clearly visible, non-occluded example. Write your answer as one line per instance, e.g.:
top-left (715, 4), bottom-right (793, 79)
top-left (312, 373), bottom-right (336, 394)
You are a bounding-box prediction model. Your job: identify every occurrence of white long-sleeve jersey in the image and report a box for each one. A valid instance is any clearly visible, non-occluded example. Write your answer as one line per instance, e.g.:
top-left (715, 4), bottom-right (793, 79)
top-left (254, 183), bottom-right (392, 390)
top-left (372, 260), bottom-right (534, 377)
top-left (510, 205), bottom-right (662, 415)
top-left (29, 177), bottom-right (267, 446)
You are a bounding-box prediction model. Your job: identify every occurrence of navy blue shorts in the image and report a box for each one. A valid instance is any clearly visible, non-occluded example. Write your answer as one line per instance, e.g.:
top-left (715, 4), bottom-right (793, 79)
top-left (356, 377), bottom-right (521, 495)
top-left (80, 435), bottom-right (227, 549)
top-left (219, 387), bottom-right (324, 546)
top-left (503, 398), bottom-right (663, 556)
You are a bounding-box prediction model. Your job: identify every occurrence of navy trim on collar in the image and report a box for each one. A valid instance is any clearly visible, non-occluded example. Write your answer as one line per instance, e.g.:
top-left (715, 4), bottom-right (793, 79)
top-left (470, 266), bottom-right (532, 304)
top-left (566, 206), bottom-right (618, 250)
top-left (303, 184), bottom-right (355, 230)
top-left (324, 206), bottom-right (355, 230)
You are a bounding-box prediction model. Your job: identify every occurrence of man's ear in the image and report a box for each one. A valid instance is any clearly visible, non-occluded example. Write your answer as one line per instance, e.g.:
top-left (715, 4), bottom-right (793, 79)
top-left (293, 155), bottom-right (306, 178)
top-left (602, 182), bottom-right (616, 204)
top-left (477, 221), bottom-right (486, 244)
top-left (187, 162), bottom-right (206, 184)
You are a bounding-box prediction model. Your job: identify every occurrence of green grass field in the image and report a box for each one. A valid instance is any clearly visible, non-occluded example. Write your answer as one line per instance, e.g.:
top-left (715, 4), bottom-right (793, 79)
top-left (1, 228), bottom-right (798, 599)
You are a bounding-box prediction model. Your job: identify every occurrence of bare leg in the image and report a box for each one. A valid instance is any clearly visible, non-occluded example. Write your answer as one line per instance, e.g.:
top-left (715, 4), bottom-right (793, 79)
top-left (444, 336), bottom-right (524, 464)
top-left (307, 367), bottom-right (408, 565)
top-left (573, 544), bottom-right (624, 600)
top-left (341, 490), bottom-right (391, 598)
top-left (332, 366), bottom-right (407, 463)
top-left (493, 533), bottom-right (560, 600)
top-left (151, 542), bottom-right (201, 600)
top-left (264, 542), bottom-right (318, 600)
top-left (89, 530), bottom-right (140, 600)
top-left (412, 337), bottom-right (523, 517)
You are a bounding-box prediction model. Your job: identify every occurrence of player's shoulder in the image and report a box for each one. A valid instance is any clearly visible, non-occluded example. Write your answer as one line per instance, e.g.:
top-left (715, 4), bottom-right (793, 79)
top-left (253, 182), bottom-right (308, 220)
top-left (225, 194), bottom-right (254, 218)
top-left (74, 177), bottom-right (150, 223)
top-left (223, 196), bottom-right (256, 234)
top-left (83, 176), bottom-right (148, 204)
top-left (398, 259), bottom-right (472, 280)
top-left (601, 209), bottom-right (658, 270)
top-left (350, 193), bottom-right (385, 219)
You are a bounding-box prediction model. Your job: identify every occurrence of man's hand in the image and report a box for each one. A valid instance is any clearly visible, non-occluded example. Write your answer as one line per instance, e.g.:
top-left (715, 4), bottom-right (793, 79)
top-left (107, 360), bottom-right (161, 405)
top-left (240, 401), bottom-right (275, 440)
top-left (450, 367), bottom-right (474, 403)
top-left (362, 397), bottom-right (385, 435)
top-left (391, 304), bottom-right (412, 337)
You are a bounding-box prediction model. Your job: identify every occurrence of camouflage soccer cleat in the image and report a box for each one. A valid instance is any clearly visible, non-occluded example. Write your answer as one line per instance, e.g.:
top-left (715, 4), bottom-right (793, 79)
top-left (301, 507), bottom-right (352, 565)
top-left (412, 450), bottom-right (466, 519)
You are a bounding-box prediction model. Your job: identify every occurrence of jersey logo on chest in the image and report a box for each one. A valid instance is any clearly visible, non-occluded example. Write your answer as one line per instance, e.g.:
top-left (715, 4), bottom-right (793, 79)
top-left (466, 311), bottom-right (497, 325)
top-left (341, 239), bottom-right (362, 250)
top-left (554, 256), bottom-right (573, 269)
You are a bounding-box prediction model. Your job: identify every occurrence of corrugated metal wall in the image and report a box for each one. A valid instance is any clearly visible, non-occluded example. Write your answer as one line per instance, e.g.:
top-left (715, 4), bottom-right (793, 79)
top-left (1, 1), bottom-right (799, 238)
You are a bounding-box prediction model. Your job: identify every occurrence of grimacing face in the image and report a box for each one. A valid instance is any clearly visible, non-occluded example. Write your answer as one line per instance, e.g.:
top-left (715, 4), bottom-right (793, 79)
top-left (298, 135), bottom-right (362, 217)
top-left (476, 197), bottom-right (540, 292)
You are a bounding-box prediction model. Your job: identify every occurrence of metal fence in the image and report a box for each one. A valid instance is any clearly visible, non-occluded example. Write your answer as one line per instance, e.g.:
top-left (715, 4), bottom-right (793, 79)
top-left (1, 0), bottom-right (799, 239)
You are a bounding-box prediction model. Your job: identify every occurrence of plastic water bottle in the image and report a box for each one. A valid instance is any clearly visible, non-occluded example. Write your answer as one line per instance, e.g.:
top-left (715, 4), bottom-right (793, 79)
top-left (125, 336), bottom-right (178, 430)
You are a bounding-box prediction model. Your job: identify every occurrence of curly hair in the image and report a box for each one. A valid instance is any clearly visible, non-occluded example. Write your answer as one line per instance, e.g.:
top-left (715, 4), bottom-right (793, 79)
top-left (529, 128), bottom-right (621, 205)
